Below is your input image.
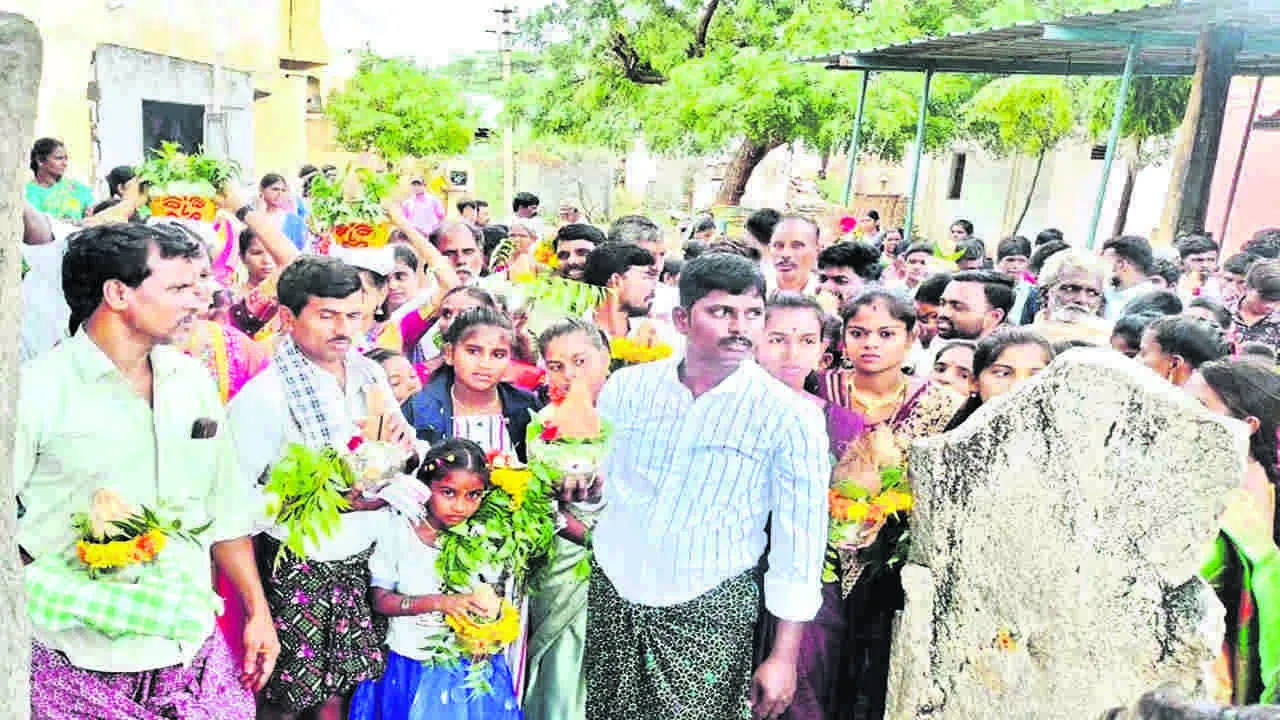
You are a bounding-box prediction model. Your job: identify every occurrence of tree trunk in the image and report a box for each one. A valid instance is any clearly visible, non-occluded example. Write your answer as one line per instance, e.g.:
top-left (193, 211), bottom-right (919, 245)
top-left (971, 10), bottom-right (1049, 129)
top-left (817, 149), bottom-right (830, 181)
top-left (0, 14), bottom-right (42, 719)
top-left (1013, 150), bottom-right (1046, 235)
top-left (715, 139), bottom-right (777, 206)
top-left (1111, 159), bottom-right (1138, 238)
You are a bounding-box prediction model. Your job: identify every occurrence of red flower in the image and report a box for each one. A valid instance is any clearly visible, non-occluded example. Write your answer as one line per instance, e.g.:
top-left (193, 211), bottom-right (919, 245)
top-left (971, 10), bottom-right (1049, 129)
top-left (539, 423), bottom-right (561, 442)
top-left (839, 216), bottom-right (858, 234)
top-left (347, 436), bottom-right (364, 452)
top-left (548, 385), bottom-right (568, 405)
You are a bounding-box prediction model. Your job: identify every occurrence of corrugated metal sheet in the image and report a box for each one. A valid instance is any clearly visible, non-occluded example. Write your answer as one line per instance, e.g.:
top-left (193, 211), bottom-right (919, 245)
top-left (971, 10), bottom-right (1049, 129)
top-left (799, 0), bottom-right (1280, 76)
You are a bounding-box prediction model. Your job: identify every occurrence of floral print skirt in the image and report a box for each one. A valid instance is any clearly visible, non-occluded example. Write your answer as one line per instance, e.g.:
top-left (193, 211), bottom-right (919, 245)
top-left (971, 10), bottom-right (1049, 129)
top-left (30, 633), bottom-right (253, 720)
top-left (260, 538), bottom-right (387, 713)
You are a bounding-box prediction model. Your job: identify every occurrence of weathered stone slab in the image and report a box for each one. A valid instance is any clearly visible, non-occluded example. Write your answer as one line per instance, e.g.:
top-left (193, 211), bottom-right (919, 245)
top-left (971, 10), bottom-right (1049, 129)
top-left (887, 349), bottom-right (1247, 720)
top-left (1104, 684), bottom-right (1280, 720)
top-left (0, 13), bottom-right (40, 717)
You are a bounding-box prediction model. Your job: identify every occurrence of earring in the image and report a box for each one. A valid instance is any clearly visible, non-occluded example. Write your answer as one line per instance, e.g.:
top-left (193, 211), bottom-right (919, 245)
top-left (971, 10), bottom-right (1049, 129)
top-left (841, 355), bottom-right (856, 370)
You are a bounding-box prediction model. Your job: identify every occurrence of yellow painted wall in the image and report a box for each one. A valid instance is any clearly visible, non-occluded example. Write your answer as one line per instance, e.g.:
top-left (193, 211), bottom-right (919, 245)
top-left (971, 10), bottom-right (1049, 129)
top-left (0, 0), bottom-right (326, 187)
top-left (255, 73), bottom-right (310, 178)
top-left (279, 0), bottom-right (327, 66)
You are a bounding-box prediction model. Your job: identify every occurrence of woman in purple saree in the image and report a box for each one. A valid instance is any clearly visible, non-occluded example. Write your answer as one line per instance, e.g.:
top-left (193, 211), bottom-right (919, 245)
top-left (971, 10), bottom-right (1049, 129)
top-left (814, 291), bottom-right (962, 720)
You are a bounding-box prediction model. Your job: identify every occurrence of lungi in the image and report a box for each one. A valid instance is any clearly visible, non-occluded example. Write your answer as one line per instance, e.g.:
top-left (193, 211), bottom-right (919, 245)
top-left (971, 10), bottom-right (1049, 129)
top-left (260, 538), bottom-right (387, 712)
top-left (30, 632), bottom-right (253, 720)
top-left (584, 563), bottom-right (760, 720)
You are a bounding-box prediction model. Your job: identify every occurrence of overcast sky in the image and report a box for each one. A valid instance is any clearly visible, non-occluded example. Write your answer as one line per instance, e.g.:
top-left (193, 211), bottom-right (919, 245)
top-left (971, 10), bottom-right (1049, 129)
top-left (322, 0), bottom-right (550, 66)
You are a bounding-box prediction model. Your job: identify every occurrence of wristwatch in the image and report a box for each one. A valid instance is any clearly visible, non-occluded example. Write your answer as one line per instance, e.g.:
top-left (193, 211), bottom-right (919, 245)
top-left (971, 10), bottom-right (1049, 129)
top-left (235, 204), bottom-right (255, 223)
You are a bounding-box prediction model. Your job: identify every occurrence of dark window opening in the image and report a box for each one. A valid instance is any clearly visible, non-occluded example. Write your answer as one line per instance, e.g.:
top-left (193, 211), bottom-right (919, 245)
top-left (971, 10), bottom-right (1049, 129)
top-left (143, 100), bottom-right (205, 155)
top-left (1090, 144), bottom-right (1107, 160)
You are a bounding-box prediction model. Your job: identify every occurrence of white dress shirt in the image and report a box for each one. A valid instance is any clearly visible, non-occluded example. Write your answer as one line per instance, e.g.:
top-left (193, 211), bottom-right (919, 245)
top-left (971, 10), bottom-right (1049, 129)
top-left (1105, 280), bottom-right (1157, 320)
top-left (228, 356), bottom-right (404, 561)
top-left (595, 357), bottom-right (831, 622)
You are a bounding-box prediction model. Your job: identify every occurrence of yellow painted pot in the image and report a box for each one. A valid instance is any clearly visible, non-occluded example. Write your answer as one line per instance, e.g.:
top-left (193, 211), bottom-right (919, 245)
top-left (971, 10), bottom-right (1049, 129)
top-left (149, 195), bottom-right (216, 222)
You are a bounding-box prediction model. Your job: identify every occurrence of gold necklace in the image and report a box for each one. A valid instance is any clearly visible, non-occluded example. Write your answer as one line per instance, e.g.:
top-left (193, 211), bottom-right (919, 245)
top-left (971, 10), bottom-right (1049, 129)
top-left (845, 373), bottom-right (908, 415)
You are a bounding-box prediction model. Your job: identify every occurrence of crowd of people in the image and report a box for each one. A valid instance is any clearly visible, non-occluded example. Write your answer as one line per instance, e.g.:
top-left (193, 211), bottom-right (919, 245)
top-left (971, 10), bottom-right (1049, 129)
top-left (16, 134), bottom-right (1280, 720)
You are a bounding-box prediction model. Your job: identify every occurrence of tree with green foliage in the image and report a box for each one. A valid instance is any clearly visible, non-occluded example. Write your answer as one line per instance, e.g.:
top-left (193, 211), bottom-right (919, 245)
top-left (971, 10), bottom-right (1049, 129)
top-left (963, 76), bottom-right (1077, 234)
top-left (326, 55), bottom-right (478, 164)
top-left (1086, 76), bottom-right (1191, 236)
top-left (509, 0), bottom-right (1018, 206)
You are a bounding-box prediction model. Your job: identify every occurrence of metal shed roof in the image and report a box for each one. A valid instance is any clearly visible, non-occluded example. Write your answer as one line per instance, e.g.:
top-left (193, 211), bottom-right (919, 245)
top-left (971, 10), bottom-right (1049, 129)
top-left (800, 1), bottom-right (1280, 76)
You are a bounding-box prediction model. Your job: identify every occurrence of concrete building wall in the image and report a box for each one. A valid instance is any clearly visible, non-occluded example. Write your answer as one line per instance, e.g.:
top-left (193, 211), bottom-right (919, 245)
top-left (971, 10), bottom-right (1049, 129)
top-left (94, 45), bottom-right (254, 179)
top-left (900, 139), bottom-right (1172, 252)
top-left (0, 0), bottom-right (277, 187)
top-left (1205, 76), bottom-right (1280, 254)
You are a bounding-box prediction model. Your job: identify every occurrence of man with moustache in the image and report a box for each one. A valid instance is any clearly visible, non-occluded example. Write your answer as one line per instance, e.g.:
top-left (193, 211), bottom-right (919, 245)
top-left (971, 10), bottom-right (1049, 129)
top-left (1030, 249), bottom-right (1113, 346)
top-left (17, 223), bottom-right (276, 718)
top-left (555, 222), bottom-right (606, 282)
top-left (937, 270), bottom-right (1016, 341)
top-left (229, 256), bottom-right (415, 720)
top-left (769, 216), bottom-right (821, 294)
top-left (585, 253), bottom-right (830, 720)
top-left (434, 221), bottom-right (485, 285)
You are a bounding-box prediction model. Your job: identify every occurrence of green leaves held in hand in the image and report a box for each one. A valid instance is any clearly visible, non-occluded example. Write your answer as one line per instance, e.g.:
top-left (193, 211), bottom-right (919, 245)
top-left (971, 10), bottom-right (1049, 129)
top-left (263, 444), bottom-right (353, 561)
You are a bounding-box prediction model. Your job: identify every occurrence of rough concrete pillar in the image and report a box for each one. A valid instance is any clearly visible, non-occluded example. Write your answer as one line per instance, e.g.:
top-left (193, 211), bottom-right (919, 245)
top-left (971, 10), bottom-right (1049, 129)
top-left (0, 12), bottom-right (41, 719)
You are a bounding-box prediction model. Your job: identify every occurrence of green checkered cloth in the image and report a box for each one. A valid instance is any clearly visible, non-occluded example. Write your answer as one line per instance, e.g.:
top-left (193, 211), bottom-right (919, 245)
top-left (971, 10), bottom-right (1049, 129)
top-left (26, 550), bottom-right (222, 643)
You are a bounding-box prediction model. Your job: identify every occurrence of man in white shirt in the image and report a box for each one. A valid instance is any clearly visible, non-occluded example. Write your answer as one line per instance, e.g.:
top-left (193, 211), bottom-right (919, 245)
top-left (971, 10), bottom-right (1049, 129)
top-left (769, 216), bottom-right (821, 295)
top-left (586, 253), bottom-right (830, 720)
top-left (1102, 234), bottom-right (1158, 320)
top-left (18, 223), bottom-right (275, 718)
top-left (229, 256), bottom-right (414, 720)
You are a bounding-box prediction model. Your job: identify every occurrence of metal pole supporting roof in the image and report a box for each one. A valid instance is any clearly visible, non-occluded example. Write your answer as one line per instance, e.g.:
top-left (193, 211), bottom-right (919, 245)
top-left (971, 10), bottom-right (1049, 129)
top-left (904, 67), bottom-right (934, 245)
top-left (842, 70), bottom-right (871, 207)
top-left (1087, 39), bottom-right (1141, 249)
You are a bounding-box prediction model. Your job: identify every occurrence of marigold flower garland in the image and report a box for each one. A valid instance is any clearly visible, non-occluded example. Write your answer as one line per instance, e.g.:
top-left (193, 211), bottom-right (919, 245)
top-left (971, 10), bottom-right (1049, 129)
top-left (71, 489), bottom-right (210, 580)
top-left (426, 452), bottom-right (556, 694)
top-left (824, 427), bottom-right (913, 588)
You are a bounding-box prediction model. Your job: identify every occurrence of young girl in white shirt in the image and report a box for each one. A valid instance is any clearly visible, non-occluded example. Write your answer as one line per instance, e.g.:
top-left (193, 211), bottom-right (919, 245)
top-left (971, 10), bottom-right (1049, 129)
top-left (348, 438), bottom-right (522, 720)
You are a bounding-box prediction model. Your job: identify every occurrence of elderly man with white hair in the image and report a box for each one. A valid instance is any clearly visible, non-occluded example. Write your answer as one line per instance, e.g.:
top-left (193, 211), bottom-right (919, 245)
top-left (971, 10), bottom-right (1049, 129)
top-left (1030, 249), bottom-right (1113, 346)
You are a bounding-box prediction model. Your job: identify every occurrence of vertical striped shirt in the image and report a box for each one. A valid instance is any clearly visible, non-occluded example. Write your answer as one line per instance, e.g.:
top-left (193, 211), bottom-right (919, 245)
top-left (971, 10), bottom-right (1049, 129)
top-left (595, 357), bottom-right (831, 622)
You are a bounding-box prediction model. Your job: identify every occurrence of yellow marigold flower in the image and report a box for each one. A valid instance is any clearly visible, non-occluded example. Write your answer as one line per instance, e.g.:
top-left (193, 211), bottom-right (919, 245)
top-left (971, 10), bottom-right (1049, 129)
top-left (447, 599), bottom-right (522, 656)
top-left (877, 488), bottom-right (914, 515)
top-left (491, 467), bottom-right (532, 510)
top-left (610, 336), bottom-right (673, 365)
top-left (532, 242), bottom-right (558, 268)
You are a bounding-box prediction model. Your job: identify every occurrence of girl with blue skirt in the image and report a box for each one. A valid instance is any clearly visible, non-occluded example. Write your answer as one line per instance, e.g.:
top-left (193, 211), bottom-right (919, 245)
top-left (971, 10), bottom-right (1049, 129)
top-left (350, 439), bottom-right (523, 719)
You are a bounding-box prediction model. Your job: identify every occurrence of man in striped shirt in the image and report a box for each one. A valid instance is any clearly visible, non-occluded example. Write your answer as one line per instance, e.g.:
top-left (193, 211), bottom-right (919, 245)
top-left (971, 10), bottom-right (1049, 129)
top-left (584, 252), bottom-right (831, 720)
